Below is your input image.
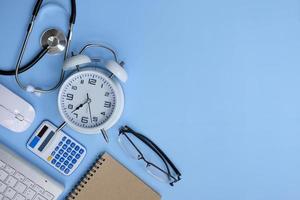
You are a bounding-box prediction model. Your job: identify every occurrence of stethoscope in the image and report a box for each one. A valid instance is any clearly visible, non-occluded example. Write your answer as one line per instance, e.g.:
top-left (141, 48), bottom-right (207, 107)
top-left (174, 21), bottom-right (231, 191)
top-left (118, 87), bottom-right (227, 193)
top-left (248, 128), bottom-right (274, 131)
top-left (0, 0), bottom-right (76, 95)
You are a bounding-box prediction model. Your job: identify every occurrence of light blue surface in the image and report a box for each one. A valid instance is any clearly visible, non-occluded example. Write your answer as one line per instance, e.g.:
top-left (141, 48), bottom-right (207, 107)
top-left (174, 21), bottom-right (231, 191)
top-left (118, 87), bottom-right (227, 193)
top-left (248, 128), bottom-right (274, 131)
top-left (0, 0), bottom-right (300, 199)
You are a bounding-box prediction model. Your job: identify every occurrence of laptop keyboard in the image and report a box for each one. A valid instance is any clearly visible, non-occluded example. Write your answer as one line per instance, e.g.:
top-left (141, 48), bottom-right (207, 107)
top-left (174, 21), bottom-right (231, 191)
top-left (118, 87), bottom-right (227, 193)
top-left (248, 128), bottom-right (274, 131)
top-left (0, 160), bottom-right (54, 200)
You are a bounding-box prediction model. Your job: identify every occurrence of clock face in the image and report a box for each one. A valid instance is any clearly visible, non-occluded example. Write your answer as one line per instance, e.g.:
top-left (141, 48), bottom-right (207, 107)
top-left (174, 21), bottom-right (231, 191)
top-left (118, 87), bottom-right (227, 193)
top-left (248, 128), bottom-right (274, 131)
top-left (58, 70), bottom-right (122, 133)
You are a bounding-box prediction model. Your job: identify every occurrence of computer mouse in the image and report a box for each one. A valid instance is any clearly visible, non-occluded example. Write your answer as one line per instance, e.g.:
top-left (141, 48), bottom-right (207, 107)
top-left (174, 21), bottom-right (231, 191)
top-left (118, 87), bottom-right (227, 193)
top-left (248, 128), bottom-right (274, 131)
top-left (0, 84), bottom-right (35, 132)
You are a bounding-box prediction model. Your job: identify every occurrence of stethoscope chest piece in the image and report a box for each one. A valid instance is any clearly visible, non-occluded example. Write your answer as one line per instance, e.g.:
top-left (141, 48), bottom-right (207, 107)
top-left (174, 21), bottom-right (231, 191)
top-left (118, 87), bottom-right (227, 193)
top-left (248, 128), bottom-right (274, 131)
top-left (40, 28), bottom-right (67, 55)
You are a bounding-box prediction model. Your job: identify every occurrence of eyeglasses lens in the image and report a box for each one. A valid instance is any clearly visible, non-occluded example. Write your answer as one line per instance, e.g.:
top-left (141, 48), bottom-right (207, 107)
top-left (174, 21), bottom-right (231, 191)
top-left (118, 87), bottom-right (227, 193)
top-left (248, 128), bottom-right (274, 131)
top-left (118, 134), bottom-right (141, 160)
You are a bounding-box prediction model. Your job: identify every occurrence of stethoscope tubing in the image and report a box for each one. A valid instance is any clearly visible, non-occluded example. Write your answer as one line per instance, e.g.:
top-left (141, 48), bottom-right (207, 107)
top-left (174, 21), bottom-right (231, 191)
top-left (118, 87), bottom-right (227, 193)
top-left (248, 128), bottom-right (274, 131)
top-left (13, 0), bottom-right (76, 94)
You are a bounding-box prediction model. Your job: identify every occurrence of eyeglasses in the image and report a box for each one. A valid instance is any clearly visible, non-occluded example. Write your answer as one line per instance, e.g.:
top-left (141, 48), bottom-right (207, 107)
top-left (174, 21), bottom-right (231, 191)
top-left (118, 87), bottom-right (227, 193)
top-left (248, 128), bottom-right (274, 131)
top-left (118, 125), bottom-right (182, 186)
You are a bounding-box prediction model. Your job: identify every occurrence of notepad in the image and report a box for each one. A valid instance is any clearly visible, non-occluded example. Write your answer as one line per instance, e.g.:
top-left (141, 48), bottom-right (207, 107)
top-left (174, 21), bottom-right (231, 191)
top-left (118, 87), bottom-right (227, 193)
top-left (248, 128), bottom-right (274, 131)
top-left (67, 153), bottom-right (161, 200)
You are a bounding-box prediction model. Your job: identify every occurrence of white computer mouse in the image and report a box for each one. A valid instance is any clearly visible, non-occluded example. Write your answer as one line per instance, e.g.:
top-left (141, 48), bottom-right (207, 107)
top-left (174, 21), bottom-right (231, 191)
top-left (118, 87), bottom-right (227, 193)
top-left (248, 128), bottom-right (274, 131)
top-left (0, 84), bottom-right (35, 133)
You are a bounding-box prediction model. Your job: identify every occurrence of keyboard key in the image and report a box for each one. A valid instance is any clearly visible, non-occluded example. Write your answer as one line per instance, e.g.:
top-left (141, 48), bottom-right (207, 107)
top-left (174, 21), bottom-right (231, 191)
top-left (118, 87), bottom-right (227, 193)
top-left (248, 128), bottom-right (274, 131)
top-left (71, 159), bottom-right (77, 164)
top-left (0, 170), bottom-right (8, 181)
top-left (43, 191), bottom-right (54, 200)
top-left (4, 187), bottom-right (16, 199)
top-left (0, 181), bottom-right (7, 192)
top-left (54, 147), bottom-right (59, 151)
top-left (70, 142), bottom-right (75, 148)
top-left (55, 154), bottom-right (60, 159)
top-left (62, 145), bottom-right (67, 150)
top-left (14, 182), bottom-right (26, 193)
top-left (0, 160), bottom-right (6, 168)
top-left (63, 153), bottom-right (68, 158)
top-left (33, 194), bottom-right (47, 200)
top-left (14, 173), bottom-right (25, 182)
top-left (59, 158), bottom-right (64, 163)
top-left (5, 176), bottom-right (17, 187)
top-left (58, 150), bottom-right (63, 155)
top-left (58, 142), bottom-right (63, 146)
top-left (64, 160), bottom-right (69, 166)
top-left (68, 164), bottom-right (73, 169)
top-left (66, 139), bottom-right (71, 144)
top-left (23, 188), bottom-right (36, 200)
top-left (23, 179), bottom-right (34, 188)
top-left (51, 151), bottom-right (55, 156)
top-left (4, 165), bottom-right (15, 175)
top-left (62, 136), bottom-right (66, 141)
top-left (13, 194), bottom-right (26, 200)
top-left (75, 154), bottom-right (81, 159)
top-left (67, 156), bottom-right (72, 161)
top-left (32, 184), bottom-right (44, 194)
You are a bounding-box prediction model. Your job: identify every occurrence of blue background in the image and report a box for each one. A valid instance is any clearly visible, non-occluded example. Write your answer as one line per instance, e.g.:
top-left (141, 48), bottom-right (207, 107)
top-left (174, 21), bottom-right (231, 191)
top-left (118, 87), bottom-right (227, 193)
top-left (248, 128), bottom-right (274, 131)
top-left (1, 0), bottom-right (300, 199)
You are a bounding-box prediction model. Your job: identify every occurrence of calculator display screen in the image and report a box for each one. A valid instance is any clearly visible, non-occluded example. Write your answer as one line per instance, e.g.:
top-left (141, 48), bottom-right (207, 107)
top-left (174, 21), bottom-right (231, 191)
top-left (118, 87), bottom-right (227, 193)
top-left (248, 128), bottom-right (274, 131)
top-left (38, 131), bottom-right (55, 152)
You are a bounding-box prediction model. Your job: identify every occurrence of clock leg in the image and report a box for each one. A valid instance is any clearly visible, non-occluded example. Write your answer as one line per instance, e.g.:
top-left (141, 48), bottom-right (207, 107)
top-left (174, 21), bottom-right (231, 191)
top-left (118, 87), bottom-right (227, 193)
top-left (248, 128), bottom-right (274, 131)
top-left (101, 129), bottom-right (109, 143)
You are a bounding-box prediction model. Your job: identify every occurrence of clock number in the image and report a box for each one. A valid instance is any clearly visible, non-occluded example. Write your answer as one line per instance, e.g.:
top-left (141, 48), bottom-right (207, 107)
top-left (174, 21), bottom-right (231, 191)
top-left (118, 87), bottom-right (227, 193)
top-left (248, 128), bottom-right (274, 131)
top-left (101, 112), bottom-right (105, 116)
top-left (101, 84), bottom-right (104, 88)
top-left (104, 92), bottom-right (110, 97)
top-left (81, 117), bottom-right (88, 124)
top-left (73, 113), bottom-right (78, 118)
top-left (93, 117), bottom-right (98, 122)
top-left (80, 79), bottom-right (84, 84)
top-left (72, 86), bottom-right (77, 90)
top-left (66, 93), bottom-right (73, 100)
top-left (68, 104), bottom-right (73, 109)
top-left (88, 78), bottom-right (97, 85)
top-left (104, 101), bottom-right (111, 108)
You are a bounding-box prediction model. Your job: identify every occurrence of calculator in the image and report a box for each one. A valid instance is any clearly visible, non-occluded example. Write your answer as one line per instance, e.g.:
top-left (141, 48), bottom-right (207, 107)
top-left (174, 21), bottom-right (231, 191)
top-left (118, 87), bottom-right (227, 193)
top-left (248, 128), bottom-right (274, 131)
top-left (27, 121), bottom-right (86, 176)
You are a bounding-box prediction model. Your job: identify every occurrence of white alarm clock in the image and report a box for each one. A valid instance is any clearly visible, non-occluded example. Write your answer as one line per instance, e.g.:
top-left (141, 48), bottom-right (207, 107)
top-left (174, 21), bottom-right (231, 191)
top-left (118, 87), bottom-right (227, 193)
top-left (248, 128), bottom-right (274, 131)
top-left (57, 44), bottom-right (128, 142)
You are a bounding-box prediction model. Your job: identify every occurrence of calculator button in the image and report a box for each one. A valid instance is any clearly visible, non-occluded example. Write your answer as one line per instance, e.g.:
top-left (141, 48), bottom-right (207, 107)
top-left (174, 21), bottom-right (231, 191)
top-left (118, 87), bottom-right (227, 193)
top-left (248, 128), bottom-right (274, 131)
top-left (59, 150), bottom-right (64, 154)
top-left (70, 142), bottom-right (75, 148)
top-left (55, 146), bottom-right (59, 151)
top-left (58, 142), bottom-right (63, 146)
top-left (67, 148), bottom-right (72, 153)
top-left (64, 160), bottom-right (69, 166)
top-left (59, 158), bottom-right (64, 163)
top-left (75, 154), bottom-right (81, 159)
top-left (62, 136), bottom-right (67, 141)
top-left (55, 154), bottom-right (60, 159)
top-left (55, 162), bottom-right (61, 168)
top-left (75, 146), bottom-right (80, 151)
top-left (71, 159), bottom-right (77, 164)
top-left (60, 165), bottom-right (65, 171)
top-left (63, 152), bottom-right (68, 158)
top-left (79, 148), bottom-right (84, 154)
top-left (71, 151), bottom-right (76, 156)
top-left (51, 151), bottom-right (56, 156)
top-left (62, 145), bottom-right (67, 150)
top-left (64, 168), bottom-right (70, 174)
top-left (66, 139), bottom-right (71, 144)
top-left (67, 156), bottom-right (72, 161)
top-left (68, 164), bottom-right (73, 169)
top-left (51, 159), bottom-right (57, 164)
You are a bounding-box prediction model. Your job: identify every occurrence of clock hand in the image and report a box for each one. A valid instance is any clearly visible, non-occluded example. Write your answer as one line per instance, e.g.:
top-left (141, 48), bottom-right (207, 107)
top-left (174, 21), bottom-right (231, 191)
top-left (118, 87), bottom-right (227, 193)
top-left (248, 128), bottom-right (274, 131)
top-left (87, 94), bottom-right (93, 123)
top-left (71, 98), bottom-right (89, 113)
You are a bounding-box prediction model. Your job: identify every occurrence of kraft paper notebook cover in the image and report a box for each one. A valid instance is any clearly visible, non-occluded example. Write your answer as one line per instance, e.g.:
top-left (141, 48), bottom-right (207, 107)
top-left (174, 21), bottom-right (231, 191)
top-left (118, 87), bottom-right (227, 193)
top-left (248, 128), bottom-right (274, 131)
top-left (67, 153), bottom-right (161, 200)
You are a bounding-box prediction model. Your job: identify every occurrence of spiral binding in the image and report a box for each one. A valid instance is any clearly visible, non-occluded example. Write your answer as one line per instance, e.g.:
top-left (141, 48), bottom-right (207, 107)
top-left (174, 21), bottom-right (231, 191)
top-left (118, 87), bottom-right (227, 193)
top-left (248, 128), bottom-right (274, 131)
top-left (67, 155), bottom-right (106, 200)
